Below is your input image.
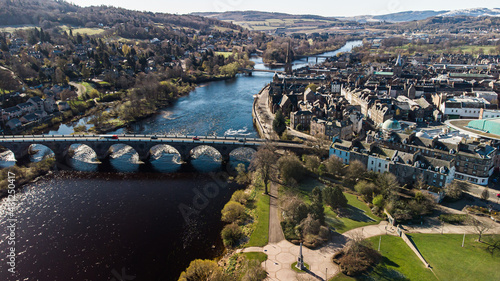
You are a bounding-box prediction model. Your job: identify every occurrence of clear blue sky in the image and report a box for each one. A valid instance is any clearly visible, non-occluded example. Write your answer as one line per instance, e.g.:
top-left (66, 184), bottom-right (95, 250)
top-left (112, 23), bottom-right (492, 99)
top-left (68, 0), bottom-right (499, 17)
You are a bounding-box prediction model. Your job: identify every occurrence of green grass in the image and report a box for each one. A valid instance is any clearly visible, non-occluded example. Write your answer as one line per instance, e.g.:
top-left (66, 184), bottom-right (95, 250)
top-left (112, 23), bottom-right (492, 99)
top-left (246, 190), bottom-right (270, 247)
top-left (242, 252), bottom-right (268, 263)
top-left (331, 234), bottom-right (500, 281)
top-left (327, 192), bottom-right (381, 234)
top-left (411, 234), bottom-right (500, 281)
top-left (80, 82), bottom-right (96, 94)
top-left (331, 235), bottom-right (437, 281)
top-left (215, 51), bottom-right (234, 58)
top-left (291, 261), bottom-right (310, 272)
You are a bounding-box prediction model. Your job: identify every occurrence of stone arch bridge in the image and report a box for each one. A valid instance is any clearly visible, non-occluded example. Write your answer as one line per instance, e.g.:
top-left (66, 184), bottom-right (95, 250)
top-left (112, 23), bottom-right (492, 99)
top-left (0, 134), bottom-right (308, 164)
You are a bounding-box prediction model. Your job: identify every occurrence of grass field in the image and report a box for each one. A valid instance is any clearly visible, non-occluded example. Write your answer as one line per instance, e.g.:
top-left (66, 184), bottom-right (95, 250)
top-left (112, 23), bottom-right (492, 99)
top-left (215, 51), bottom-right (234, 58)
top-left (331, 234), bottom-right (500, 281)
top-left (246, 189), bottom-right (270, 247)
top-left (242, 252), bottom-right (268, 263)
top-left (411, 234), bottom-right (500, 281)
top-left (297, 179), bottom-right (381, 233)
top-left (60, 25), bottom-right (105, 36)
top-left (331, 235), bottom-right (436, 281)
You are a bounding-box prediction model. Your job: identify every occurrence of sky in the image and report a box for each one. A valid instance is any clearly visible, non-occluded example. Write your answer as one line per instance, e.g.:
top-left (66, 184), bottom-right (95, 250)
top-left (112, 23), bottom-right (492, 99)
top-left (68, 0), bottom-right (500, 17)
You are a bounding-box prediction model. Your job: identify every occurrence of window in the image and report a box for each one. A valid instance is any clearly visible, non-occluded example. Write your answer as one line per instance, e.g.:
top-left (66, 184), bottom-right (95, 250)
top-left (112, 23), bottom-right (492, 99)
top-left (379, 163), bottom-right (381, 168)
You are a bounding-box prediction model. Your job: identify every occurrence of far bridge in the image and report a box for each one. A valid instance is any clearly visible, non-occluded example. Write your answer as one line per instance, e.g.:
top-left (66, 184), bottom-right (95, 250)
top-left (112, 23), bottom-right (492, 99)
top-left (239, 68), bottom-right (285, 76)
top-left (0, 134), bottom-right (308, 165)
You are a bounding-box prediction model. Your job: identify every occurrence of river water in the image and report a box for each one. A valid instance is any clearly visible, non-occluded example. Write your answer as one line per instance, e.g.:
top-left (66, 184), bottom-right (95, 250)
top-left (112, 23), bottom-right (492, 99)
top-left (0, 41), bottom-right (362, 281)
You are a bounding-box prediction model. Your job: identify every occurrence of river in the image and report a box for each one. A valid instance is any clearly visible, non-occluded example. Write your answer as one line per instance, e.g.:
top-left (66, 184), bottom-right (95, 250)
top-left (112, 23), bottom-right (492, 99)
top-left (0, 41), bottom-right (362, 281)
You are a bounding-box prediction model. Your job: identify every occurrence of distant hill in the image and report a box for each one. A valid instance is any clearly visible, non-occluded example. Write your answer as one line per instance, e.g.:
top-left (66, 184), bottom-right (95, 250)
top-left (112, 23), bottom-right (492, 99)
top-left (341, 8), bottom-right (500, 23)
top-left (194, 8), bottom-right (500, 27)
top-left (191, 11), bottom-right (345, 33)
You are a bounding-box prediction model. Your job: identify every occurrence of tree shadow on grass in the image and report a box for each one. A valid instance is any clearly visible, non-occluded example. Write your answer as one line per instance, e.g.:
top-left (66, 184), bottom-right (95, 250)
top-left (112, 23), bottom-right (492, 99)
top-left (352, 261), bottom-right (408, 281)
top-left (338, 205), bottom-right (376, 223)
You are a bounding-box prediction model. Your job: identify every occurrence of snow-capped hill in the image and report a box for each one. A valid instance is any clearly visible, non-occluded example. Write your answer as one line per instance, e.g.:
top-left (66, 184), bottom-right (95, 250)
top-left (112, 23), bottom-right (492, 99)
top-left (439, 8), bottom-right (500, 17)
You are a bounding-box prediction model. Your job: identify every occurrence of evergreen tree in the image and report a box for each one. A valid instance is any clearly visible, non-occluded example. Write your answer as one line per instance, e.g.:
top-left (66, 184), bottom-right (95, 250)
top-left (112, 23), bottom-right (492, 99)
top-left (324, 185), bottom-right (348, 211)
top-left (272, 109), bottom-right (286, 136)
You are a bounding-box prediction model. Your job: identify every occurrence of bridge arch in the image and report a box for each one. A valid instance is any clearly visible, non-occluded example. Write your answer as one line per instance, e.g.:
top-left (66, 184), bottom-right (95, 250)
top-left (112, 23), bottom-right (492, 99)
top-left (28, 144), bottom-right (56, 162)
top-left (149, 144), bottom-right (181, 162)
top-left (229, 147), bottom-right (257, 162)
top-left (190, 145), bottom-right (223, 161)
top-left (108, 144), bottom-right (140, 172)
top-left (0, 146), bottom-right (17, 167)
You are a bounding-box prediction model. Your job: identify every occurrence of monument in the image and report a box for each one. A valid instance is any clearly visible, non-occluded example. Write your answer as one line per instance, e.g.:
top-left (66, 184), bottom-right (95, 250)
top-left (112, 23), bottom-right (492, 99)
top-left (296, 242), bottom-right (304, 270)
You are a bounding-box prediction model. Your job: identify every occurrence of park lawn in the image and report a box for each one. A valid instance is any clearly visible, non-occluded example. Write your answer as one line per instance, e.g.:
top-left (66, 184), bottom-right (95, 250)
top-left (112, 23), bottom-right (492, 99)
top-left (326, 192), bottom-right (381, 234)
top-left (330, 235), bottom-right (437, 281)
top-left (80, 82), bottom-right (96, 94)
top-left (296, 179), bottom-right (380, 233)
top-left (410, 234), bottom-right (500, 281)
top-left (242, 252), bottom-right (267, 263)
top-left (215, 51), bottom-right (234, 58)
top-left (246, 189), bottom-right (270, 247)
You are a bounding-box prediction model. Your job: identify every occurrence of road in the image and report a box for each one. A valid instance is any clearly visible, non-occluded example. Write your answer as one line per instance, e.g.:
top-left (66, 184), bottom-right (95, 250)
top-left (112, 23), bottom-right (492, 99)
top-left (268, 181), bottom-right (285, 243)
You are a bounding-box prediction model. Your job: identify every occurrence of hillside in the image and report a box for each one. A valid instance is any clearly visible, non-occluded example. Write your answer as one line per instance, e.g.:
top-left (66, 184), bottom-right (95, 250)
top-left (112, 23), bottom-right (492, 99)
top-left (192, 11), bottom-right (352, 34)
top-left (341, 7), bottom-right (500, 23)
top-left (0, 0), bottom-right (241, 32)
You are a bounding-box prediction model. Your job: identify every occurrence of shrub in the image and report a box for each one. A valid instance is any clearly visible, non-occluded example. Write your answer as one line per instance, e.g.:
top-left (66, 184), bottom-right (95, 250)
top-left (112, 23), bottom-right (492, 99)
top-left (178, 259), bottom-right (224, 281)
top-left (336, 235), bottom-right (382, 276)
top-left (221, 201), bottom-right (245, 223)
top-left (439, 214), bottom-right (467, 224)
top-left (372, 195), bottom-right (384, 209)
top-left (231, 190), bottom-right (249, 205)
top-left (221, 223), bottom-right (243, 248)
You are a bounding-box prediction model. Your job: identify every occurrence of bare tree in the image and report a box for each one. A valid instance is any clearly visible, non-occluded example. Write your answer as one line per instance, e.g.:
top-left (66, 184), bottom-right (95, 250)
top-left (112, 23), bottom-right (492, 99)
top-left (467, 216), bottom-right (491, 242)
top-left (249, 143), bottom-right (277, 194)
top-left (481, 188), bottom-right (490, 202)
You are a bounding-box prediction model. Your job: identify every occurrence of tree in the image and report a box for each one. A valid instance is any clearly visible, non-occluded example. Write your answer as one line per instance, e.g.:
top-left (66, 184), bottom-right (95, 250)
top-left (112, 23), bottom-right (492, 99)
top-left (481, 188), bottom-right (490, 202)
top-left (178, 259), bottom-right (224, 281)
top-left (303, 154), bottom-right (321, 174)
top-left (372, 195), bottom-right (384, 209)
top-left (354, 181), bottom-right (378, 202)
top-left (324, 185), bottom-right (348, 211)
top-left (249, 144), bottom-right (277, 194)
top-left (298, 213), bottom-right (321, 238)
top-left (272, 109), bottom-right (286, 136)
top-left (221, 201), bottom-right (245, 223)
top-left (306, 83), bottom-right (318, 92)
top-left (445, 180), bottom-right (469, 200)
top-left (221, 223), bottom-right (243, 247)
top-left (231, 190), bottom-right (249, 205)
top-left (235, 163), bottom-right (251, 185)
top-left (467, 216), bottom-right (491, 242)
top-left (0, 69), bottom-right (19, 93)
top-left (343, 160), bottom-right (366, 188)
top-left (277, 153), bottom-right (305, 185)
top-left (376, 173), bottom-right (400, 199)
top-left (281, 195), bottom-right (309, 224)
top-left (310, 187), bottom-right (325, 224)
top-left (324, 156), bottom-right (344, 177)
top-left (241, 259), bottom-right (267, 281)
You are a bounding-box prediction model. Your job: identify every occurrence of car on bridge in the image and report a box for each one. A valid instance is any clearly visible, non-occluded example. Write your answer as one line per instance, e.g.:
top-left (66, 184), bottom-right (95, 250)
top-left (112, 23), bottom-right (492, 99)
top-left (192, 136), bottom-right (200, 141)
top-left (150, 136), bottom-right (158, 140)
top-left (100, 135), bottom-right (119, 140)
